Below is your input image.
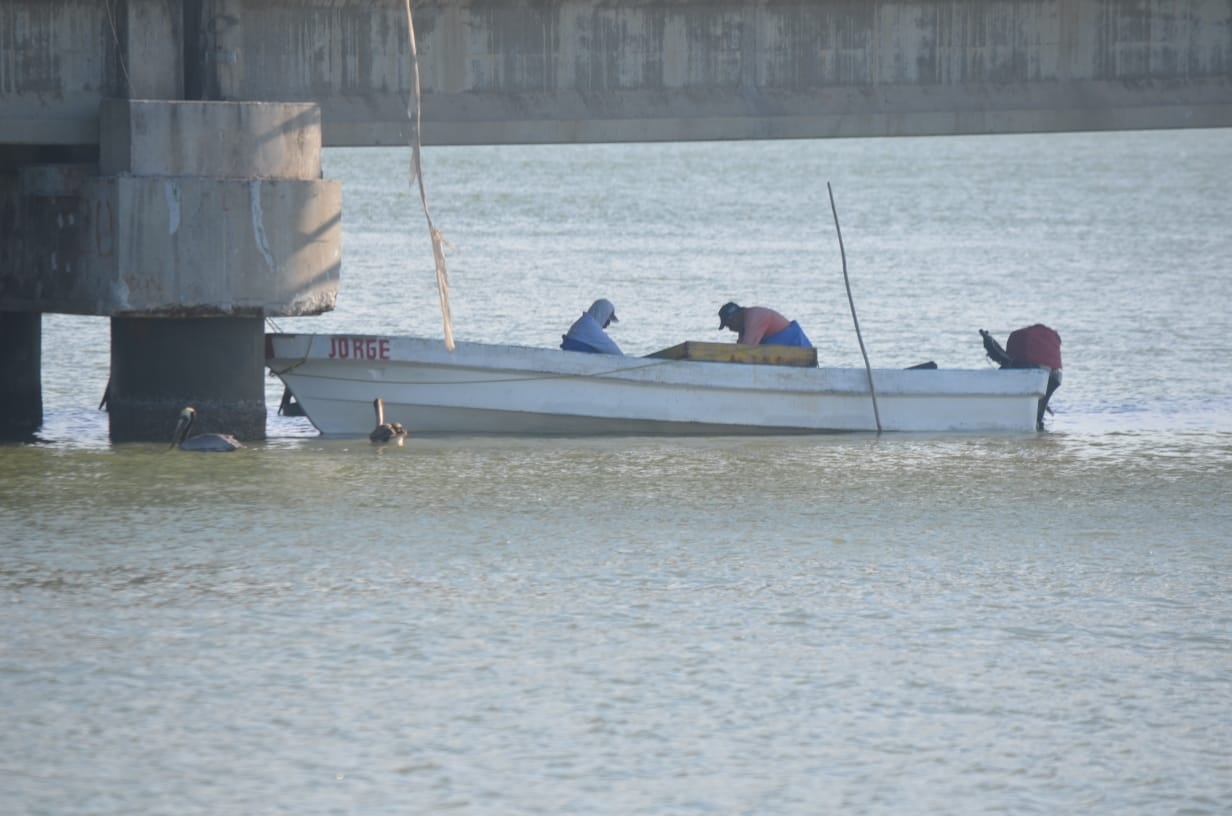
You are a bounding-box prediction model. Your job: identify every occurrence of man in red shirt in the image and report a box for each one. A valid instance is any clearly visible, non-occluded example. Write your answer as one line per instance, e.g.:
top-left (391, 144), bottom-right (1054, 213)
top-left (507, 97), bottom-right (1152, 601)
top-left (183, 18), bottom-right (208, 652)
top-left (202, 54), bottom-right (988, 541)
top-left (981, 324), bottom-right (1062, 430)
top-left (718, 302), bottom-right (813, 348)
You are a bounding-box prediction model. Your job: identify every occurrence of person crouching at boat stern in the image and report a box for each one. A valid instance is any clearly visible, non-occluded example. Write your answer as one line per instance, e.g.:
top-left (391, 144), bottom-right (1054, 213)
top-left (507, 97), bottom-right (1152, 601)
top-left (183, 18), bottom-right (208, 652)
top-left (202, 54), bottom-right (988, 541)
top-left (717, 302), bottom-right (814, 348)
top-left (561, 298), bottom-right (623, 354)
top-left (981, 323), bottom-right (1062, 431)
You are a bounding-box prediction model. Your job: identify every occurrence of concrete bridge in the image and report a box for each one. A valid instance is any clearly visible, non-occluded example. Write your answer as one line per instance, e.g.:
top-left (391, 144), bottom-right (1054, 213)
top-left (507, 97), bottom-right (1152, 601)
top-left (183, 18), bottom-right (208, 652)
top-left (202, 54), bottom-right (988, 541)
top-left (2, 0), bottom-right (1230, 440)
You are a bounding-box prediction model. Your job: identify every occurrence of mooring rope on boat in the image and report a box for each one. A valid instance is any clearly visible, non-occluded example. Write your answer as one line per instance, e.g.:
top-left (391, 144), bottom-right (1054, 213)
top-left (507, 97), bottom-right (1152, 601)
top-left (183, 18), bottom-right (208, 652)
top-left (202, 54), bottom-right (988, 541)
top-left (827, 182), bottom-right (882, 433)
top-left (403, 0), bottom-right (456, 351)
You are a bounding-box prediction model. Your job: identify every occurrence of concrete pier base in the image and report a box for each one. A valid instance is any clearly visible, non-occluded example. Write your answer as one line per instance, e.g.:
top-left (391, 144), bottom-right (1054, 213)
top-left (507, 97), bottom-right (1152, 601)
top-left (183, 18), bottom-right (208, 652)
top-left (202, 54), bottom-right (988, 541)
top-left (108, 317), bottom-right (266, 444)
top-left (0, 311), bottom-right (42, 440)
top-left (0, 100), bottom-right (339, 444)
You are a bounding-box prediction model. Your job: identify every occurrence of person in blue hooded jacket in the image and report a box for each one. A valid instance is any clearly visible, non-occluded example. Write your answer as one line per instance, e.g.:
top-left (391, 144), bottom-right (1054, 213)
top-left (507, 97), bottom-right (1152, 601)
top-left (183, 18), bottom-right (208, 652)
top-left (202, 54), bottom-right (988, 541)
top-left (561, 299), bottom-right (623, 354)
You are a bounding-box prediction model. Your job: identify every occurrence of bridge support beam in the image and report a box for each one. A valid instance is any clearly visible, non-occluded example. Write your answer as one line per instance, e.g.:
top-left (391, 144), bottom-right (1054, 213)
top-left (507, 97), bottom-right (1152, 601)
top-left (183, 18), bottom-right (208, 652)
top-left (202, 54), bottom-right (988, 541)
top-left (0, 312), bottom-right (42, 440)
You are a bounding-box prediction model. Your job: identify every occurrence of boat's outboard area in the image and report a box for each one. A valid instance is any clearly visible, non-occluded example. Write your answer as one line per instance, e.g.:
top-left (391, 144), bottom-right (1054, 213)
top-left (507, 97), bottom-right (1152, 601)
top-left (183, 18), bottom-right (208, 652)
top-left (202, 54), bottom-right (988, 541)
top-left (981, 325), bottom-right (1063, 430)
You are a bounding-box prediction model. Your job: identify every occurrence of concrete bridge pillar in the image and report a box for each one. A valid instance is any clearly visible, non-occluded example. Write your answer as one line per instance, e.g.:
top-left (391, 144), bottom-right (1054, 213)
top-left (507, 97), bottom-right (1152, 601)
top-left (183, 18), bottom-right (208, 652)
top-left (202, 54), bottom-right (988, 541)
top-left (0, 99), bottom-right (341, 443)
top-left (0, 312), bottom-right (42, 439)
top-left (109, 317), bottom-right (266, 443)
top-left (97, 100), bottom-right (341, 443)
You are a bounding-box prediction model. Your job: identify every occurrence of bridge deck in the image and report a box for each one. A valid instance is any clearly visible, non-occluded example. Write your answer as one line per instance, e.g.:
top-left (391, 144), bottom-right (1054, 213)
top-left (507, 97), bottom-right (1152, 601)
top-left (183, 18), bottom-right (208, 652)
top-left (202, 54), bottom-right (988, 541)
top-left (1, 0), bottom-right (1229, 147)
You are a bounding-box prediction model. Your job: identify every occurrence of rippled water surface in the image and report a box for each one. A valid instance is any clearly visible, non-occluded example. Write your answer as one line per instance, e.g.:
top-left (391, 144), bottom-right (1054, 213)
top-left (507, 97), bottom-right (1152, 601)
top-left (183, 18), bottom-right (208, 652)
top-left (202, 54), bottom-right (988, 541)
top-left (3, 129), bottom-right (1231, 815)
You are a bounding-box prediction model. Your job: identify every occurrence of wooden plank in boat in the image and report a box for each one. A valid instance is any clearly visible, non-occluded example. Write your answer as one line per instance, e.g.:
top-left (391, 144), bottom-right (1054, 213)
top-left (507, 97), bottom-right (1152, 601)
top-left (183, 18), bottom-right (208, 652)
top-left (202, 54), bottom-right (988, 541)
top-left (646, 341), bottom-right (817, 367)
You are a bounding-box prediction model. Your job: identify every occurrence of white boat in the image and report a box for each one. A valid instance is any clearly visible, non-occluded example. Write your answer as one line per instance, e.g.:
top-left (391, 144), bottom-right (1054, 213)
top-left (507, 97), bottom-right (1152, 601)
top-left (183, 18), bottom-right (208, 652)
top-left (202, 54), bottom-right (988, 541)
top-left (266, 333), bottom-right (1050, 435)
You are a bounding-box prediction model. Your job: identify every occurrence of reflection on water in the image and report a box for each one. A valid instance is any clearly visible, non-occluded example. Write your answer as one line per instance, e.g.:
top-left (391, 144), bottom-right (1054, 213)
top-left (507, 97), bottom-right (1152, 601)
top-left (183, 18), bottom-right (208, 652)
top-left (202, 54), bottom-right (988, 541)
top-left (4, 130), bottom-right (1231, 815)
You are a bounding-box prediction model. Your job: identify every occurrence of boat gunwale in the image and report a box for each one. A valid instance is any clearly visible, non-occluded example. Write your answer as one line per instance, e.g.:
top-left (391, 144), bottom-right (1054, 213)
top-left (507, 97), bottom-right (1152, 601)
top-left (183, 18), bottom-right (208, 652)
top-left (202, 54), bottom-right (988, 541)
top-left (265, 332), bottom-right (1050, 399)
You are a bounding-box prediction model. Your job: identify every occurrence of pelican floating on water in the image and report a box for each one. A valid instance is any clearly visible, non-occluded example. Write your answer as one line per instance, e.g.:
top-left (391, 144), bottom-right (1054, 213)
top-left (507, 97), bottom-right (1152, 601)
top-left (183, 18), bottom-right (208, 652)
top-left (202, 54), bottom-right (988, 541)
top-left (170, 407), bottom-right (244, 452)
top-left (369, 397), bottom-right (408, 445)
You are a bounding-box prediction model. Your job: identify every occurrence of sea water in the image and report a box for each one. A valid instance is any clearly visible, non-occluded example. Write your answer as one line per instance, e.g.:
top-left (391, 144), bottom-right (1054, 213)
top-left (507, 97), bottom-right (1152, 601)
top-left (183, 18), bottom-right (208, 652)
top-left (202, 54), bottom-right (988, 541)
top-left (2, 129), bottom-right (1230, 815)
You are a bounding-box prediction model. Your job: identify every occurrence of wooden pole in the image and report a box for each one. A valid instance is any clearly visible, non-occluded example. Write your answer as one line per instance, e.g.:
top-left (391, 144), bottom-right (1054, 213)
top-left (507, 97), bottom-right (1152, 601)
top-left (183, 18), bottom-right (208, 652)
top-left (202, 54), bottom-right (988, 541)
top-left (827, 183), bottom-right (882, 433)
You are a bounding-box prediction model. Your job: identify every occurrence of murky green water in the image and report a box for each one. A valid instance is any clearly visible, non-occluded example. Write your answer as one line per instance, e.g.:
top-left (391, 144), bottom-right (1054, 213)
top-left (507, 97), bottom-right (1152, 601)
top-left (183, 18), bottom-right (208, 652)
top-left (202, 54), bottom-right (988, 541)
top-left (3, 129), bottom-right (1230, 814)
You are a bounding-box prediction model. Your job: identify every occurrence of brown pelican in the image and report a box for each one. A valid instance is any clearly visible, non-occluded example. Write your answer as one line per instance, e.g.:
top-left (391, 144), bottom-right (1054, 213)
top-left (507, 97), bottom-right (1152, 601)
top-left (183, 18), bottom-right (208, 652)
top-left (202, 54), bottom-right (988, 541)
top-left (369, 397), bottom-right (408, 445)
top-left (170, 407), bottom-right (244, 452)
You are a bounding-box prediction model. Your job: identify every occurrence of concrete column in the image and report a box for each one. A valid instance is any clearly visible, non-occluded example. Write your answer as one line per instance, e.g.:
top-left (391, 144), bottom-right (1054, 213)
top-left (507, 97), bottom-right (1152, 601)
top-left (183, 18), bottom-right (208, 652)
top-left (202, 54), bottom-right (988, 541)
top-left (0, 311), bottom-right (42, 439)
top-left (109, 317), bottom-right (265, 443)
top-left (92, 99), bottom-right (339, 443)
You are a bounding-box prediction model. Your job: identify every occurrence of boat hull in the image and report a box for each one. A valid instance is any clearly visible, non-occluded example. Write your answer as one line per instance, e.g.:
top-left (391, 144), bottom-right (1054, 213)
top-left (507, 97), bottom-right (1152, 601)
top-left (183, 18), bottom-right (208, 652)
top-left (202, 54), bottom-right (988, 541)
top-left (266, 333), bottom-right (1049, 436)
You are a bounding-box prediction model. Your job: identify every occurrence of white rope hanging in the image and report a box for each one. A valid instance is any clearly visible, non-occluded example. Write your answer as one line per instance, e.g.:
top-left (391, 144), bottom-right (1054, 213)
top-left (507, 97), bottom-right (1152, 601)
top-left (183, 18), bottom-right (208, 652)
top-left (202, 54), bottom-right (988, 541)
top-left (403, 0), bottom-right (455, 351)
